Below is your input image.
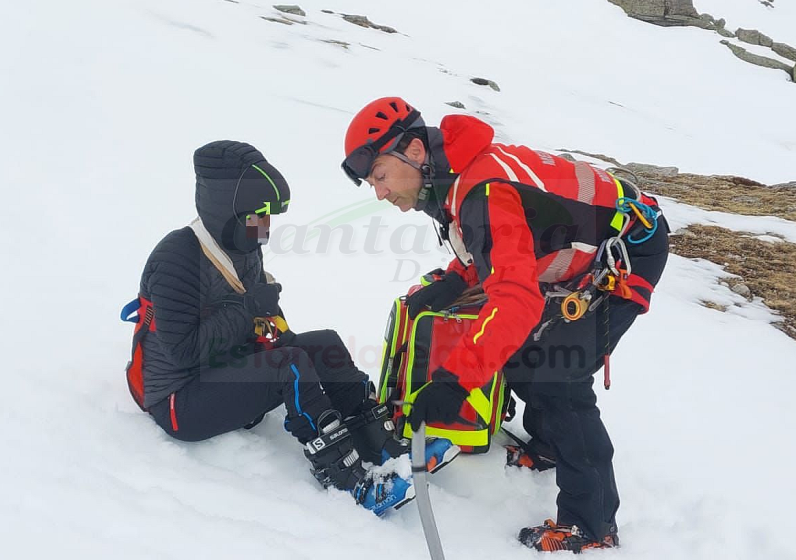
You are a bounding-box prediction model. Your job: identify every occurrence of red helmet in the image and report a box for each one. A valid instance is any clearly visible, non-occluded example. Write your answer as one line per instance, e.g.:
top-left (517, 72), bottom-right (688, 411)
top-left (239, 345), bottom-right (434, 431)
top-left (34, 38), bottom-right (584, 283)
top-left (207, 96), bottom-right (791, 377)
top-left (341, 97), bottom-right (424, 185)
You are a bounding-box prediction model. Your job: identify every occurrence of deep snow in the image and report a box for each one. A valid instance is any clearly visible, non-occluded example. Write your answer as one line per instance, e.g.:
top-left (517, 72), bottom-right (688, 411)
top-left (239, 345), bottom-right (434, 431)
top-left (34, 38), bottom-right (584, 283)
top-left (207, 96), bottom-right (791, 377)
top-left (1, 0), bottom-right (795, 559)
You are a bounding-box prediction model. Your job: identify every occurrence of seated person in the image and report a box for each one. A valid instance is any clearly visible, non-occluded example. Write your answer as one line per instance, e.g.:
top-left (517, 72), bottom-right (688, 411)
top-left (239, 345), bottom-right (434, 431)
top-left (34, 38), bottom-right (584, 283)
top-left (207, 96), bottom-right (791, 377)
top-left (127, 140), bottom-right (458, 515)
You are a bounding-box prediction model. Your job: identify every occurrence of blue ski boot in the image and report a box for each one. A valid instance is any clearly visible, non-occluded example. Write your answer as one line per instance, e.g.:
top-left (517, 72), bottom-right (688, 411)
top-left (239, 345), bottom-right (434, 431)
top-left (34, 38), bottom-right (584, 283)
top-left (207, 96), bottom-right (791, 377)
top-left (346, 401), bottom-right (460, 473)
top-left (304, 412), bottom-right (415, 516)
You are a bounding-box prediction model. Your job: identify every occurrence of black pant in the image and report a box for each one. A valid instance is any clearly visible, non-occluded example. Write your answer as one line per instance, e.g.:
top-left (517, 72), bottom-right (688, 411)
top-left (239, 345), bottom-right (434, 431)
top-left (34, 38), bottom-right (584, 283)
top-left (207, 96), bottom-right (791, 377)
top-left (150, 330), bottom-right (369, 444)
top-left (505, 223), bottom-right (668, 540)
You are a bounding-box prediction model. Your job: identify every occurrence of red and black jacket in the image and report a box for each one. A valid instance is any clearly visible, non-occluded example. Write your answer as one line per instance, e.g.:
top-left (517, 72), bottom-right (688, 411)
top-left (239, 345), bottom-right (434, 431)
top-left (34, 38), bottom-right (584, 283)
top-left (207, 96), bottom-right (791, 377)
top-left (421, 115), bottom-right (662, 392)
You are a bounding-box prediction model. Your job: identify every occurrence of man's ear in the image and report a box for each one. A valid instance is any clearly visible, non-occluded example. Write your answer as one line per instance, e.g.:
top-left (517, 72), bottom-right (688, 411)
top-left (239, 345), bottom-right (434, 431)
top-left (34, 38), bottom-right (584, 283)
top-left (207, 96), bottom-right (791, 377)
top-left (406, 137), bottom-right (426, 164)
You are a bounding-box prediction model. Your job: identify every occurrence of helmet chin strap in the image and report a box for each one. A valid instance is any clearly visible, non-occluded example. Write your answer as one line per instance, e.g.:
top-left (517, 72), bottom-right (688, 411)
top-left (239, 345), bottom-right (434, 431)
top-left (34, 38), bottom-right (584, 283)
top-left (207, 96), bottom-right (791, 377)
top-left (386, 151), bottom-right (434, 211)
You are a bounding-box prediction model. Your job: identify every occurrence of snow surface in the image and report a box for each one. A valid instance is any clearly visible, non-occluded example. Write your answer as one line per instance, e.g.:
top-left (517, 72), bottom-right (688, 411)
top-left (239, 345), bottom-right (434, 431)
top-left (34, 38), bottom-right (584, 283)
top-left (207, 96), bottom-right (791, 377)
top-left (1, 0), bottom-right (795, 559)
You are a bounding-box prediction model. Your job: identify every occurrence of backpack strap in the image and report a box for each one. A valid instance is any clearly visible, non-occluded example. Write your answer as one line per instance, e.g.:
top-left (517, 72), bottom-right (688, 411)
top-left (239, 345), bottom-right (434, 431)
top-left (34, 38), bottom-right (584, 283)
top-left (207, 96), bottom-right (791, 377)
top-left (188, 217), bottom-right (246, 294)
top-left (124, 296), bottom-right (155, 411)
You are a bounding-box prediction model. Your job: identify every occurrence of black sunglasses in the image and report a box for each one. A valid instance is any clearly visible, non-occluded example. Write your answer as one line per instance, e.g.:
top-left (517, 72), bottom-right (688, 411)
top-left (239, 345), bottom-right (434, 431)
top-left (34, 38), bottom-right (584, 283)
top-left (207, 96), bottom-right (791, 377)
top-left (341, 109), bottom-right (422, 186)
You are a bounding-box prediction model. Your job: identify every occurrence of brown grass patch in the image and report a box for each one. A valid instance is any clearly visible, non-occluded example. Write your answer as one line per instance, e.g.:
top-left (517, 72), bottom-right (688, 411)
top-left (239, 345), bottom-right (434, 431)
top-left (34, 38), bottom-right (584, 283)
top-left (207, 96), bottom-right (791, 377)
top-left (635, 173), bottom-right (796, 221)
top-left (669, 225), bottom-right (796, 339)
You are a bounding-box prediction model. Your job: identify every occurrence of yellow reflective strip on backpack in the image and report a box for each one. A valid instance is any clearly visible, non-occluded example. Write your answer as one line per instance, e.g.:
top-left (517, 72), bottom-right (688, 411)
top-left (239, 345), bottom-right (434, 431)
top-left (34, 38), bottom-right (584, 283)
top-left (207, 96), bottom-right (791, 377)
top-left (409, 424), bottom-right (490, 447)
top-left (491, 373), bottom-right (507, 434)
top-left (378, 339), bottom-right (390, 402)
top-left (609, 176), bottom-right (625, 232)
top-left (467, 387), bottom-right (492, 422)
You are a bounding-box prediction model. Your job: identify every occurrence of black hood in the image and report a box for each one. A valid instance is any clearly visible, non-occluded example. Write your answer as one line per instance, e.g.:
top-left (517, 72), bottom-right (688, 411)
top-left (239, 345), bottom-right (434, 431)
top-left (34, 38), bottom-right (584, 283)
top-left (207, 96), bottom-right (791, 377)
top-left (194, 140), bottom-right (291, 254)
top-left (419, 127), bottom-right (457, 226)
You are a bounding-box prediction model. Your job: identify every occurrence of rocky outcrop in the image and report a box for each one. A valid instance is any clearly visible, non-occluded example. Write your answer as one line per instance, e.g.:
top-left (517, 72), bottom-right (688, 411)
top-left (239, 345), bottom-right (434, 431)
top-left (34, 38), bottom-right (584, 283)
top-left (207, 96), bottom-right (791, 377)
top-left (720, 40), bottom-right (793, 75)
top-left (471, 77), bottom-right (500, 92)
top-left (273, 5), bottom-right (306, 17)
top-left (772, 42), bottom-right (796, 62)
top-left (607, 0), bottom-right (795, 83)
top-left (608, 0), bottom-right (710, 27)
top-left (341, 14), bottom-right (397, 34)
top-left (625, 162), bottom-right (679, 177)
top-left (736, 28), bottom-right (774, 47)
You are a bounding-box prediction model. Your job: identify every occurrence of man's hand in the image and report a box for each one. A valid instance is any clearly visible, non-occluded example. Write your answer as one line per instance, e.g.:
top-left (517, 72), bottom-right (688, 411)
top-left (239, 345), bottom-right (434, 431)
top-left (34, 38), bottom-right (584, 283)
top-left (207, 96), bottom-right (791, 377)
top-left (244, 282), bottom-right (282, 316)
top-left (406, 271), bottom-right (468, 319)
top-left (407, 368), bottom-right (470, 432)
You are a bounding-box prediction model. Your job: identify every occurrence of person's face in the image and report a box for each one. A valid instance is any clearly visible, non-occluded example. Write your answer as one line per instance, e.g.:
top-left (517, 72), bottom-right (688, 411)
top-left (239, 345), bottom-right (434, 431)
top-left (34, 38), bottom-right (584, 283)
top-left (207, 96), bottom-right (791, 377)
top-left (365, 138), bottom-right (425, 212)
top-left (245, 213), bottom-right (271, 243)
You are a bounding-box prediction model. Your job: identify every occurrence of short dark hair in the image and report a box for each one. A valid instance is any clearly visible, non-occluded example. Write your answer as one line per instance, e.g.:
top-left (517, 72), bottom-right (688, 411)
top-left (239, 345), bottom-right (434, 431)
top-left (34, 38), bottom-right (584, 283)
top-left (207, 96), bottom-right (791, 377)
top-left (395, 129), bottom-right (426, 155)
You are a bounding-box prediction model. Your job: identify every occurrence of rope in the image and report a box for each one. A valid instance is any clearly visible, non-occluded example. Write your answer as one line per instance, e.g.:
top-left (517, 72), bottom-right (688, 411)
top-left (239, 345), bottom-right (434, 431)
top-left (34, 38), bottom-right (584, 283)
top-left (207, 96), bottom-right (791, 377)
top-left (615, 197), bottom-right (659, 245)
top-left (602, 295), bottom-right (611, 390)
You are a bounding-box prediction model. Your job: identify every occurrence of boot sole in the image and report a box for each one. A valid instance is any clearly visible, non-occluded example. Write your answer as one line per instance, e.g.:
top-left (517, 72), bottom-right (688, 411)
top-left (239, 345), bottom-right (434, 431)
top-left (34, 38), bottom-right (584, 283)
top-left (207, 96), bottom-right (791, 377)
top-left (428, 444), bottom-right (461, 474)
top-left (392, 485), bottom-right (417, 511)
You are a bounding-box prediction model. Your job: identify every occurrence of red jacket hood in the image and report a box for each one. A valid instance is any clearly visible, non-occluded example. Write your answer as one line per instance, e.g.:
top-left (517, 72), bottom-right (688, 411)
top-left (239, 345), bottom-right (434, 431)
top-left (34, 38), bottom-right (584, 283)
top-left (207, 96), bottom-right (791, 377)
top-left (440, 115), bottom-right (495, 172)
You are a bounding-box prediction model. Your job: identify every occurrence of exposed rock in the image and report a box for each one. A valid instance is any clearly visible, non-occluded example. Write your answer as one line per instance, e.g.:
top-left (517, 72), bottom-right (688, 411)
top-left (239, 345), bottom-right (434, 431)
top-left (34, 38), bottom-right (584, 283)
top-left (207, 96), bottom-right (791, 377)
top-left (714, 18), bottom-right (726, 29)
top-left (666, 0), bottom-right (698, 16)
top-left (720, 40), bottom-right (793, 74)
top-left (731, 282), bottom-right (752, 299)
top-left (321, 39), bottom-right (350, 49)
top-left (445, 101), bottom-right (466, 109)
top-left (736, 28), bottom-right (773, 47)
top-left (772, 42), bottom-right (796, 62)
top-left (724, 175), bottom-right (767, 187)
top-left (793, 65), bottom-right (796, 82)
top-left (701, 300), bottom-right (728, 312)
top-left (608, 0), bottom-right (664, 17)
top-left (273, 4), bottom-right (306, 16)
top-left (342, 14), bottom-right (397, 33)
top-left (559, 153), bottom-right (577, 162)
top-left (626, 162), bottom-right (679, 177)
top-left (321, 9), bottom-right (334, 14)
top-left (471, 77), bottom-right (501, 91)
top-left (771, 181), bottom-right (796, 189)
top-left (717, 27), bottom-right (736, 38)
top-left (261, 16), bottom-right (294, 25)
top-left (608, 0), bottom-right (701, 25)
top-left (557, 149), bottom-right (623, 167)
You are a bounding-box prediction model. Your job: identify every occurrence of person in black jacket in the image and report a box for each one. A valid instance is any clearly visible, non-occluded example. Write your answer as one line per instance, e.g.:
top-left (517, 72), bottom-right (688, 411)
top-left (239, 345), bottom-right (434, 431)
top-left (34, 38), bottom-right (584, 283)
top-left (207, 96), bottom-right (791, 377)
top-left (134, 140), bottom-right (457, 516)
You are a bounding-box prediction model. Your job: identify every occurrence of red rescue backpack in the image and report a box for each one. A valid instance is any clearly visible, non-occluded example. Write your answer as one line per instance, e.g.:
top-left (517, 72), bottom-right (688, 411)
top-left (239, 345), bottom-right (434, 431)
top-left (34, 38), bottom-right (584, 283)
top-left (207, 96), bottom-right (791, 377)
top-left (121, 296), bottom-right (155, 411)
top-left (377, 292), bottom-right (512, 454)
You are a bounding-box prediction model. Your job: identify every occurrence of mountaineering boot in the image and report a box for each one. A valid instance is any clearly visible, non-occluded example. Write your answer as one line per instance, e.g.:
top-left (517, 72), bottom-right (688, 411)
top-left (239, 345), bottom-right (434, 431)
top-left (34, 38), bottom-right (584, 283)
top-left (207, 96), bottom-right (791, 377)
top-left (346, 401), bottom-right (461, 473)
top-left (304, 411), bottom-right (415, 516)
top-left (505, 443), bottom-right (557, 472)
top-left (518, 519), bottom-right (619, 553)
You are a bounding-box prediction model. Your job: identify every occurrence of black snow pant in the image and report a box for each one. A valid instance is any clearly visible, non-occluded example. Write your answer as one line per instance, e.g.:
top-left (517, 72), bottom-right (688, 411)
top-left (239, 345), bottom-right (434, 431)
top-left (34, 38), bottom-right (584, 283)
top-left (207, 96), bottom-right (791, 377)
top-left (150, 329), bottom-right (370, 444)
top-left (504, 221), bottom-right (669, 541)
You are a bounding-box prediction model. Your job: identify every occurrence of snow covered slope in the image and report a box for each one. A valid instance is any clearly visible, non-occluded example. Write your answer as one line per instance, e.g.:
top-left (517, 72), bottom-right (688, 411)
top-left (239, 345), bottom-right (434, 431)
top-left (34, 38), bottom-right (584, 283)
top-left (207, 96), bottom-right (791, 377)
top-left (1, 0), bottom-right (795, 559)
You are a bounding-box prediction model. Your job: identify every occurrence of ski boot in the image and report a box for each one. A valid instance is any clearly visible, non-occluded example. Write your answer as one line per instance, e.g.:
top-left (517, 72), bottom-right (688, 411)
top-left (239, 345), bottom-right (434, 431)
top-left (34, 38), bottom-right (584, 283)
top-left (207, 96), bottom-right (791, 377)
top-left (304, 411), bottom-right (415, 516)
top-left (518, 519), bottom-right (619, 553)
top-left (346, 401), bottom-right (460, 473)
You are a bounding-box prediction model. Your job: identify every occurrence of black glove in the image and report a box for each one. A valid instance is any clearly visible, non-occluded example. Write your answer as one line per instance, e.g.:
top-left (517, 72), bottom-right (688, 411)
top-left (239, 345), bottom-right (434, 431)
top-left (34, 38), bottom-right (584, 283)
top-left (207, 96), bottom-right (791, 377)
top-left (407, 368), bottom-right (470, 432)
top-left (406, 271), bottom-right (468, 319)
top-left (244, 282), bottom-right (282, 316)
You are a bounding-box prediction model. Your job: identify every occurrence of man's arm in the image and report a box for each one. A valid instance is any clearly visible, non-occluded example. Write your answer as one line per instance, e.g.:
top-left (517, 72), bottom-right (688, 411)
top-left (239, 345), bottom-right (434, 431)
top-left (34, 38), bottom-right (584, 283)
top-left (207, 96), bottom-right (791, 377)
top-left (146, 234), bottom-right (254, 369)
top-left (441, 182), bottom-right (545, 392)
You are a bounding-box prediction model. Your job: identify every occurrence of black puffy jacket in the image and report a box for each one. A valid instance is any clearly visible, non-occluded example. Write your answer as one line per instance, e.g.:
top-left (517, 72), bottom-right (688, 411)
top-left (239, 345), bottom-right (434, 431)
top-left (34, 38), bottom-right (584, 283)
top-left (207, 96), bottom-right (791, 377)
top-left (138, 141), bottom-right (290, 408)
